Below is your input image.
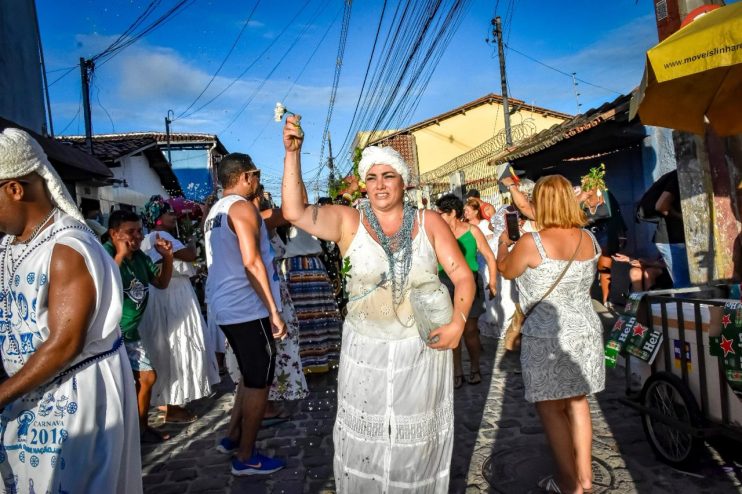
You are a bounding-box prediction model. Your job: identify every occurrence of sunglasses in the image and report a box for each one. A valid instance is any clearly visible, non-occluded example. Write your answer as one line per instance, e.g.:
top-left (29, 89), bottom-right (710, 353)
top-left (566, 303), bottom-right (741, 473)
top-left (244, 169), bottom-right (261, 180)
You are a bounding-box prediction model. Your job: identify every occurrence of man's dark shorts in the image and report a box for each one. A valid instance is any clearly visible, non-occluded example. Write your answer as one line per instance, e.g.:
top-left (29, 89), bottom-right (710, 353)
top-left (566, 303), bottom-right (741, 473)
top-left (219, 317), bottom-right (276, 388)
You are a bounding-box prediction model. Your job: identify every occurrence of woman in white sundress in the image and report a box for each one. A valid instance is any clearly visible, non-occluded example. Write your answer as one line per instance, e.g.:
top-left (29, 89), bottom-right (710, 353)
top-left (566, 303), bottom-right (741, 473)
top-left (139, 196), bottom-right (219, 423)
top-left (481, 179), bottom-right (537, 338)
top-left (497, 175), bottom-right (605, 494)
top-left (280, 114), bottom-right (475, 493)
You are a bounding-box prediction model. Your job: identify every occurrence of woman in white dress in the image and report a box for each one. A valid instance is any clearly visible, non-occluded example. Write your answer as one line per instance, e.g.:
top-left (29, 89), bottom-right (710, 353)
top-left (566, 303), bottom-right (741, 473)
top-left (482, 179), bottom-right (537, 339)
top-left (139, 196), bottom-right (219, 423)
top-left (281, 115), bottom-right (475, 493)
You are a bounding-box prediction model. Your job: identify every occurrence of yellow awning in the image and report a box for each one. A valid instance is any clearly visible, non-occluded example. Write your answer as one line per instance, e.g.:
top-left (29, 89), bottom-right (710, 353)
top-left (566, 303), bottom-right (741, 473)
top-left (630, 3), bottom-right (742, 136)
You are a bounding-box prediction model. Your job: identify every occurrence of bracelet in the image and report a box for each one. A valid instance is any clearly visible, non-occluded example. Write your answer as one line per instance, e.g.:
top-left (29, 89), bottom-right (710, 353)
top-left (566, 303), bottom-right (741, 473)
top-left (460, 312), bottom-right (467, 322)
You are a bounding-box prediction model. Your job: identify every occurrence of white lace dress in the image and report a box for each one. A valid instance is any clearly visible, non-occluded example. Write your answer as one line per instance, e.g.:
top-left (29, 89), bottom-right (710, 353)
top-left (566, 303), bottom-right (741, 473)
top-left (334, 210), bottom-right (453, 494)
top-left (479, 206), bottom-right (536, 338)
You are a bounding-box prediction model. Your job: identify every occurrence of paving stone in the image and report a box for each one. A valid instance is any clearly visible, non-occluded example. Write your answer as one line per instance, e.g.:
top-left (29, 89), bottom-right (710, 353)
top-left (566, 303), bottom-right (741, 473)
top-left (144, 483), bottom-right (185, 494)
top-left (142, 319), bottom-right (741, 494)
top-left (170, 468), bottom-right (198, 482)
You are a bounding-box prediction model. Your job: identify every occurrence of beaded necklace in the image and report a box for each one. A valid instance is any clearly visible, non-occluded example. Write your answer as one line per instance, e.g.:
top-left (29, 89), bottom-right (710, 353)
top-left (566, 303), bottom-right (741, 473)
top-left (360, 201), bottom-right (416, 306)
top-left (1, 213), bottom-right (94, 328)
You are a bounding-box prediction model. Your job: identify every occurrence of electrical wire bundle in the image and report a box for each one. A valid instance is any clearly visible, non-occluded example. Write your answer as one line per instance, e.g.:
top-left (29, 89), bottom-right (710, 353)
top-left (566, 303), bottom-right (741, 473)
top-left (330, 0), bottom-right (473, 182)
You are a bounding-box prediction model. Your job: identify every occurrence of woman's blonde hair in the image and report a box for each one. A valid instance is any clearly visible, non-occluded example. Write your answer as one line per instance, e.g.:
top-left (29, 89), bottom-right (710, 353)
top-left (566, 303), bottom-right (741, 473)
top-left (464, 198), bottom-right (482, 219)
top-left (533, 175), bottom-right (587, 229)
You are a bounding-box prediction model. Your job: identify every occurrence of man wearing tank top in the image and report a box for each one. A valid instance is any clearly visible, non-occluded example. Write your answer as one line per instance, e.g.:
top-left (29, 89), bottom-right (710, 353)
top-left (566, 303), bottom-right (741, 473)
top-left (204, 152), bottom-right (287, 477)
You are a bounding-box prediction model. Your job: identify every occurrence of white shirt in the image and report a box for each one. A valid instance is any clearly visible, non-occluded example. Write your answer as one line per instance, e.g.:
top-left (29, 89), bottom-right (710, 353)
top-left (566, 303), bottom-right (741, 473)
top-left (204, 195), bottom-right (281, 325)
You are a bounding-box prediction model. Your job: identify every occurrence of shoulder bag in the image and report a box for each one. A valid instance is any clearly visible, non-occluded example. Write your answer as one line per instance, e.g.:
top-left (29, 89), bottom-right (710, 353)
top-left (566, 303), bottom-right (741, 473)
top-left (504, 232), bottom-right (583, 351)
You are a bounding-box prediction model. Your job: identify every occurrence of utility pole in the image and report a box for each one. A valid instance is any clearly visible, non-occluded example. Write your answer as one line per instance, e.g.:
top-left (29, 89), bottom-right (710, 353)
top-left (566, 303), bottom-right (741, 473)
top-left (165, 110), bottom-right (174, 164)
top-left (327, 131), bottom-right (335, 184)
top-left (79, 57), bottom-right (94, 153)
top-left (493, 16), bottom-right (513, 146)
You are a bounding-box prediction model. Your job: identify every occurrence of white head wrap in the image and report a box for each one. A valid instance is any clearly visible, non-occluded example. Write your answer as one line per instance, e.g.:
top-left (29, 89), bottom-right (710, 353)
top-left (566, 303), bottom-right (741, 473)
top-left (0, 128), bottom-right (84, 222)
top-left (358, 146), bottom-right (409, 186)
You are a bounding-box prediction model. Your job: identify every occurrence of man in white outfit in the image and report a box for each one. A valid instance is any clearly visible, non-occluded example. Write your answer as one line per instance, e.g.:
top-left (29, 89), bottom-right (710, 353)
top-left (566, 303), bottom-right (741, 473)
top-left (0, 128), bottom-right (141, 493)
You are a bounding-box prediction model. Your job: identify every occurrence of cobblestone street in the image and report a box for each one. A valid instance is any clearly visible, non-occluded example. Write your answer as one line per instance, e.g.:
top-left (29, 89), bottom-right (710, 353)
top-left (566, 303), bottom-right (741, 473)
top-left (142, 310), bottom-right (742, 493)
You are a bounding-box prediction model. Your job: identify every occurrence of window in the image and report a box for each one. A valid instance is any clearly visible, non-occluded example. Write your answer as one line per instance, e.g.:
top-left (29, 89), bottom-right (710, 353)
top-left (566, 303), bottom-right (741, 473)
top-left (655, 0), bottom-right (669, 21)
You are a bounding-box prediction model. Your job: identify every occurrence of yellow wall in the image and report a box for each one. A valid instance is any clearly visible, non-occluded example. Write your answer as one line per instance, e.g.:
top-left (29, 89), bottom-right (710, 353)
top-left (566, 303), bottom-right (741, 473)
top-left (411, 101), bottom-right (566, 175)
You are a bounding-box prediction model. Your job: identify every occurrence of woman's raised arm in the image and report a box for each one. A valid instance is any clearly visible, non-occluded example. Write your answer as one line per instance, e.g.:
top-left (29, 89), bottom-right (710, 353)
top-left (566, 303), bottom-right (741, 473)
top-left (281, 115), bottom-right (357, 248)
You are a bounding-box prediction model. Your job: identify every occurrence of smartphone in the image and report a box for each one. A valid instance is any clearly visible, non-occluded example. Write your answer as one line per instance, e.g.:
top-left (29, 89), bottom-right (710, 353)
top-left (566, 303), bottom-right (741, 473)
top-left (505, 210), bottom-right (520, 242)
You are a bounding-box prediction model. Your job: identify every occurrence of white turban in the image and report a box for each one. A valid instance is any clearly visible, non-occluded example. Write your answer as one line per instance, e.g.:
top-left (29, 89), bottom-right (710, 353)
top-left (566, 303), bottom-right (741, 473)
top-left (0, 128), bottom-right (84, 222)
top-left (358, 146), bottom-right (409, 186)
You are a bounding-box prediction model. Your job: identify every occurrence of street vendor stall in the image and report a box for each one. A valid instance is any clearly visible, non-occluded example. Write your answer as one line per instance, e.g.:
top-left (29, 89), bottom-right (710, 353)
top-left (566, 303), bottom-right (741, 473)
top-left (608, 287), bottom-right (742, 467)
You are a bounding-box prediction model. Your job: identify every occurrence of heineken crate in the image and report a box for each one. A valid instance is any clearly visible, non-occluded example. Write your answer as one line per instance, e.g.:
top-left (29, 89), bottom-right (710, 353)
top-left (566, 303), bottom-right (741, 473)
top-left (625, 296), bottom-right (742, 428)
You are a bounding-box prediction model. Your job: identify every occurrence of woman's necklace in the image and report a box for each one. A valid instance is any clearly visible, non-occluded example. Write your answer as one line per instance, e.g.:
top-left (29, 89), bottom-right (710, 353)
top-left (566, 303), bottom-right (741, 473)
top-left (361, 202), bottom-right (416, 306)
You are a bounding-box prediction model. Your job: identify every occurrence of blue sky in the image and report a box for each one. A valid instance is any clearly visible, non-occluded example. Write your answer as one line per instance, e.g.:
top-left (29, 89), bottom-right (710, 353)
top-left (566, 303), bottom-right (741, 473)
top-left (38, 0), bottom-right (659, 199)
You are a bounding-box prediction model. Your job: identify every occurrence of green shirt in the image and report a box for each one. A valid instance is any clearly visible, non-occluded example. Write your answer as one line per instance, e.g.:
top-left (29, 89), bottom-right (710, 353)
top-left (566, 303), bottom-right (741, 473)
top-left (103, 242), bottom-right (159, 341)
top-left (438, 228), bottom-right (479, 275)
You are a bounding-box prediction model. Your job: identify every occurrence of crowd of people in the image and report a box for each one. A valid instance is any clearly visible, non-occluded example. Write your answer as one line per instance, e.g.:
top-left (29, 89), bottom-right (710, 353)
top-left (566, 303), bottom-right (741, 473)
top-left (0, 119), bottom-right (692, 493)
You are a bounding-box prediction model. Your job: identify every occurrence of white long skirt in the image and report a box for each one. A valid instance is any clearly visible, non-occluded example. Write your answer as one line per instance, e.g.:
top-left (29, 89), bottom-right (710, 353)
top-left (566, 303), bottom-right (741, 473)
top-left (140, 277), bottom-right (219, 406)
top-left (333, 325), bottom-right (454, 493)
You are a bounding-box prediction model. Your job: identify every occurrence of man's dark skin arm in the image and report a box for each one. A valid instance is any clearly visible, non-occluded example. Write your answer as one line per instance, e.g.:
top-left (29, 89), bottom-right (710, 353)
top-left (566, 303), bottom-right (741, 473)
top-left (0, 244), bottom-right (95, 408)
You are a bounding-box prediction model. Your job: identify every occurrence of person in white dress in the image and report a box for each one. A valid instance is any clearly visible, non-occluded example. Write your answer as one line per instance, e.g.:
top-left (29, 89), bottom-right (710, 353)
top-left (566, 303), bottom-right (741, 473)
top-left (0, 128), bottom-right (141, 493)
top-left (481, 179), bottom-right (537, 339)
top-left (139, 195), bottom-right (219, 423)
top-left (280, 115), bottom-right (475, 493)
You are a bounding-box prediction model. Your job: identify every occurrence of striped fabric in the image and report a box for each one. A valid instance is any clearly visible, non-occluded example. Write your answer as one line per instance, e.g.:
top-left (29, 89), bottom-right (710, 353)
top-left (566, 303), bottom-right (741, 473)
top-left (282, 255), bottom-right (342, 373)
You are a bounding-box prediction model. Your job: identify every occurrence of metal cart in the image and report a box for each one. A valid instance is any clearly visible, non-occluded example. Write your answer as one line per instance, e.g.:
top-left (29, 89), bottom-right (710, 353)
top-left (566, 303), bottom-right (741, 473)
top-left (618, 288), bottom-right (742, 468)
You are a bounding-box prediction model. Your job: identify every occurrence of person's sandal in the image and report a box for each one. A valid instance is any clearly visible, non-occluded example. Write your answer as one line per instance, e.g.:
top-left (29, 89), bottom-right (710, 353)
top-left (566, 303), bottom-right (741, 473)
top-left (537, 475), bottom-right (562, 493)
top-left (454, 374), bottom-right (464, 389)
top-left (468, 370), bottom-right (482, 385)
top-left (141, 426), bottom-right (170, 443)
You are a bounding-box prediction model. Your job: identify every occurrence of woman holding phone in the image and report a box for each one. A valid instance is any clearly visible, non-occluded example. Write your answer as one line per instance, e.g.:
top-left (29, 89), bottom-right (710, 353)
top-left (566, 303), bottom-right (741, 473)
top-left (497, 175), bottom-right (605, 493)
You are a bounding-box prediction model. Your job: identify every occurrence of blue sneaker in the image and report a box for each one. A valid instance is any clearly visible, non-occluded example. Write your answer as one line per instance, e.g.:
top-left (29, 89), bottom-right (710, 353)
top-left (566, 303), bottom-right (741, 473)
top-left (216, 437), bottom-right (238, 455)
top-left (231, 453), bottom-right (285, 476)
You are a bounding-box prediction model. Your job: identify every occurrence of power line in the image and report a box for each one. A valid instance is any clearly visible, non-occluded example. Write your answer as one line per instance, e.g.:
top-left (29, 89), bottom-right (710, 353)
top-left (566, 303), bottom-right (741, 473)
top-left (175, 0), bottom-right (313, 122)
top-left (175, 0), bottom-right (263, 120)
top-left (248, 7), bottom-right (342, 148)
top-left (48, 66), bottom-right (77, 87)
top-left (316, 0), bottom-right (353, 172)
top-left (58, 91), bottom-right (83, 135)
top-left (92, 73), bottom-right (115, 132)
top-left (504, 43), bottom-right (622, 95)
top-left (218, 0), bottom-right (330, 134)
top-left (93, 0), bottom-right (195, 67)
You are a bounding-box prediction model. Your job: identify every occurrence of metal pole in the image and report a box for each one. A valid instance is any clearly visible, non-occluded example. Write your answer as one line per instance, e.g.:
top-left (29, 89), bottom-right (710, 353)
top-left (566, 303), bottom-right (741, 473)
top-left (165, 110), bottom-right (174, 164)
top-left (327, 131), bottom-right (335, 184)
top-left (32, 0), bottom-right (53, 136)
top-left (80, 57), bottom-right (93, 153)
top-left (493, 16), bottom-right (513, 146)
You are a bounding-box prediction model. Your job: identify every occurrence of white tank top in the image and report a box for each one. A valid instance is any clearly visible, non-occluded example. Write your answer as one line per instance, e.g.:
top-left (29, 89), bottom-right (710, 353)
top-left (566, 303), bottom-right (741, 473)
top-left (204, 195), bottom-right (281, 325)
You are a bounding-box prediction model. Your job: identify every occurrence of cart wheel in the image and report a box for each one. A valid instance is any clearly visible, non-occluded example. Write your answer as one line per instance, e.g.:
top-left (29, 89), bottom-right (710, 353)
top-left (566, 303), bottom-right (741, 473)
top-left (640, 372), bottom-right (703, 468)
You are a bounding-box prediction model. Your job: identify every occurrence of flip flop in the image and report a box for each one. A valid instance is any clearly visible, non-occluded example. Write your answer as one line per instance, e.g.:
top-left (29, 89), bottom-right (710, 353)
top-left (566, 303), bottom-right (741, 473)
top-left (468, 370), bottom-right (482, 385)
top-left (454, 375), bottom-right (464, 389)
top-left (141, 426), bottom-right (170, 443)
